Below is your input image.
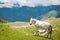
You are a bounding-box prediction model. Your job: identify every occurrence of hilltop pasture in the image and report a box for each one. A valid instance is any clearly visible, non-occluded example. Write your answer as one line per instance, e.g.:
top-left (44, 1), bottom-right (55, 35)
top-left (0, 18), bottom-right (60, 40)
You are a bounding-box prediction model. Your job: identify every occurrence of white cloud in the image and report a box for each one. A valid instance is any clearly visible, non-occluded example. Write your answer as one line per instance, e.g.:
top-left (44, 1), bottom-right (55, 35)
top-left (0, 0), bottom-right (60, 8)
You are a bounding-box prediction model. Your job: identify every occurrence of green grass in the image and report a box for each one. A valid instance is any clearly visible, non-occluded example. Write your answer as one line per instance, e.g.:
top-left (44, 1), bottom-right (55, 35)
top-left (0, 18), bottom-right (60, 40)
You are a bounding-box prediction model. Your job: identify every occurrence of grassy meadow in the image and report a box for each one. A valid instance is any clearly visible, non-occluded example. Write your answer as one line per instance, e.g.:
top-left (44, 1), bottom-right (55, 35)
top-left (0, 18), bottom-right (60, 40)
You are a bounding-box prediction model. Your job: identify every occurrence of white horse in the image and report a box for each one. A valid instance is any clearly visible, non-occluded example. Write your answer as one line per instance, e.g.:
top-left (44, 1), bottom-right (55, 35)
top-left (30, 18), bottom-right (52, 38)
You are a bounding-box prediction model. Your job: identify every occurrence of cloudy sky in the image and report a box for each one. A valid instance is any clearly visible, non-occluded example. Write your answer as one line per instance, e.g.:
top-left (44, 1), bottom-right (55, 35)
top-left (0, 0), bottom-right (60, 8)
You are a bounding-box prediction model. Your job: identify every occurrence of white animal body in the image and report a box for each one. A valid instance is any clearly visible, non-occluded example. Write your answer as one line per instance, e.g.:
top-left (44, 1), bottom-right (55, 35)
top-left (30, 18), bottom-right (52, 38)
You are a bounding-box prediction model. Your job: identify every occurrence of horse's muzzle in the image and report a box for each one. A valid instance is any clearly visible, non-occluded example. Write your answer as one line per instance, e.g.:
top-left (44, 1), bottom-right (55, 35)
top-left (30, 24), bottom-right (32, 25)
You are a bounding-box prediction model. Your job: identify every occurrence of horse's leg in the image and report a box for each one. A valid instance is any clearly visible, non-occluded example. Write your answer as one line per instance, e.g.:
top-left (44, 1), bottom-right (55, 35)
top-left (49, 25), bottom-right (52, 38)
top-left (46, 28), bottom-right (49, 38)
top-left (47, 28), bottom-right (52, 38)
top-left (47, 30), bottom-right (52, 38)
top-left (49, 29), bottom-right (52, 38)
top-left (50, 32), bottom-right (52, 38)
top-left (46, 31), bottom-right (49, 38)
top-left (34, 27), bottom-right (39, 35)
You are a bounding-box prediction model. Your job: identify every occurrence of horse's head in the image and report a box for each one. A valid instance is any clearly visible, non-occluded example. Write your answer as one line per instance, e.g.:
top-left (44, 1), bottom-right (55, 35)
top-left (30, 17), bottom-right (36, 25)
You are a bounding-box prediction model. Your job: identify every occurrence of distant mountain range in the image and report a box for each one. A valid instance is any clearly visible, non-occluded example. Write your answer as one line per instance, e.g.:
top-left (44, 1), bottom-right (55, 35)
top-left (0, 5), bottom-right (60, 22)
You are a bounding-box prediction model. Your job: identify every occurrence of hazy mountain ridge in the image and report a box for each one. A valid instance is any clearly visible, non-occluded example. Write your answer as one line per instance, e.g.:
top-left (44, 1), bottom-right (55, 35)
top-left (0, 5), bottom-right (60, 22)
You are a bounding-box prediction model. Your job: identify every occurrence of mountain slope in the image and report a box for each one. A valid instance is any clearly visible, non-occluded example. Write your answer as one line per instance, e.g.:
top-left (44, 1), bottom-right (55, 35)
top-left (0, 17), bottom-right (8, 23)
top-left (37, 10), bottom-right (58, 20)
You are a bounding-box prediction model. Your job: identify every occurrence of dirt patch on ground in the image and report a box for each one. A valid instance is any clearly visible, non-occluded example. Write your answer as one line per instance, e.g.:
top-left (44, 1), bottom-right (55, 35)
top-left (11, 25), bottom-right (32, 29)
